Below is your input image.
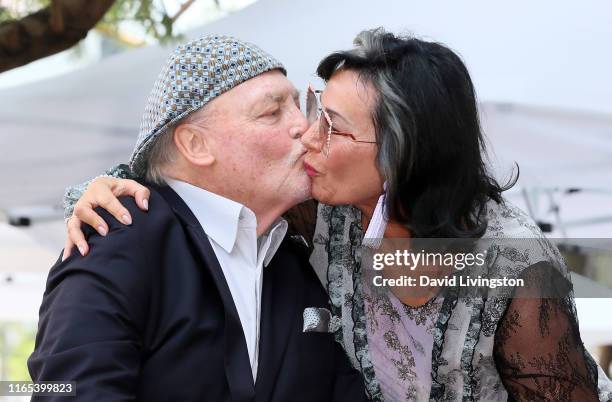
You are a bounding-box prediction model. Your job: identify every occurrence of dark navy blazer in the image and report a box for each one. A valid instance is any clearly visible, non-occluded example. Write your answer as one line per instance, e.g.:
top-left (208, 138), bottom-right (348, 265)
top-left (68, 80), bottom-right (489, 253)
top-left (28, 184), bottom-right (369, 402)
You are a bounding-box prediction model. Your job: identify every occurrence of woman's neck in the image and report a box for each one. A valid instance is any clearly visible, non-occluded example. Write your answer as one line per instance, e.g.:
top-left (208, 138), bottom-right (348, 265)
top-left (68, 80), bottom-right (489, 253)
top-left (357, 199), bottom-right (410, 238)
top-left (356, 201), bottom-right (445, 308)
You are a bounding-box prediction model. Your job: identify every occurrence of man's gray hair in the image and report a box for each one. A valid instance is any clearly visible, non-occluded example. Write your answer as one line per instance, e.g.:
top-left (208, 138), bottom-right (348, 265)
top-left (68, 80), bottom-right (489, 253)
top-left (144, 108), bottom-right (207, 185)
top-left (144, 127), bottom-right (177, 185)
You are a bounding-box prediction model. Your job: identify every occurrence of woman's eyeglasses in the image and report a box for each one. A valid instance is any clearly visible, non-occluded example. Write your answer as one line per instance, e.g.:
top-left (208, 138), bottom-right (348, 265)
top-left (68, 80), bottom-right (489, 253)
top-left (306, 85), bottom-right (376, 157)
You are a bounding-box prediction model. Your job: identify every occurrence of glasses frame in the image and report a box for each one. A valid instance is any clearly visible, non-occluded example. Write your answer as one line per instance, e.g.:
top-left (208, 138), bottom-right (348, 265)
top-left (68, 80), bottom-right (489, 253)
top-left (306, 85), bottom-right (376, 157)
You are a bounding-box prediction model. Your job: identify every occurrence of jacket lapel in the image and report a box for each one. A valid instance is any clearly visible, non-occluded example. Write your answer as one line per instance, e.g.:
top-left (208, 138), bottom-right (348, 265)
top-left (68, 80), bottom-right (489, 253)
top-left (156, 184), bottom-right (255, 402)
top-left (254, 244), bottom-right (299, 402)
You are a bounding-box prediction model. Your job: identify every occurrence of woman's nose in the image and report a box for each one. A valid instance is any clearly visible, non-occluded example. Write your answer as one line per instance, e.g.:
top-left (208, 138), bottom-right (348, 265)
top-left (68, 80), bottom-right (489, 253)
top-left (300, 121), bottom-right (322, 152)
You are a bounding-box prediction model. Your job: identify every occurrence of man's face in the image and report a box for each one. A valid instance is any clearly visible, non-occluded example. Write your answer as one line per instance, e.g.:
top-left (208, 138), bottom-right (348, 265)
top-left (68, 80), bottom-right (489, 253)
top-left (200, 70), bottom-right (311, 209)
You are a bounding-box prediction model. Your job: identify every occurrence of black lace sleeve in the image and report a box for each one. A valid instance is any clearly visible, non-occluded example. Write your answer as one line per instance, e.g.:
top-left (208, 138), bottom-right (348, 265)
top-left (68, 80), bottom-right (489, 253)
top-left (493, 262), bottom-right (599, 401)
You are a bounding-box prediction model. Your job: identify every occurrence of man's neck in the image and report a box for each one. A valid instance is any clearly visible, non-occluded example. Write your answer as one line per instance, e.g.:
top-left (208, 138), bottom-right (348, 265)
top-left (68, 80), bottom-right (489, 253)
top-left (165, 174), bottom-right (294, 237)
top-left (250, 201), bottom-right (296, 236)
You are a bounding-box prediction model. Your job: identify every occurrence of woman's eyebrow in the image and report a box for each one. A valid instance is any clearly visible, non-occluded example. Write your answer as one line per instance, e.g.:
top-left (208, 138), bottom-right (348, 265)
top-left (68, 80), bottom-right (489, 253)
top-left (325, 107), bottom-right (352, 127)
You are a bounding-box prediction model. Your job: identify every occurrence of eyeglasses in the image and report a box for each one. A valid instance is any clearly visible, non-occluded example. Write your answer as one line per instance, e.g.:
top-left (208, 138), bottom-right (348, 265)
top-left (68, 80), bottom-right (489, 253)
top-left (306, 85), bottom-right (376, 157)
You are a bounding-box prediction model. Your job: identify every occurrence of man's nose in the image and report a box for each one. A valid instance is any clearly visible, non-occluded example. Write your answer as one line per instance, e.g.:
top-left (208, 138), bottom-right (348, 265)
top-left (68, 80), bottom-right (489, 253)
top-left (289, 107), bottom-right (310, 139)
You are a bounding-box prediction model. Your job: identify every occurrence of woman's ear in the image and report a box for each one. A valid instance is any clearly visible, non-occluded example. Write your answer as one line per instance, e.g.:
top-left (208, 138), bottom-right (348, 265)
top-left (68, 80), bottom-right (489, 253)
top-left (173, 124), bottom-right (215, 167)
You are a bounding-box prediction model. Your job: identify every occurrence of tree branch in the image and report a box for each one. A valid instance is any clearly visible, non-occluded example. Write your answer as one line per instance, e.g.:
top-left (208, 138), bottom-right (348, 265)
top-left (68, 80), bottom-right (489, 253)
top-left (171, 0), bottom-right (197, 23)
top-left (0, 0), bottom-right (116, 73)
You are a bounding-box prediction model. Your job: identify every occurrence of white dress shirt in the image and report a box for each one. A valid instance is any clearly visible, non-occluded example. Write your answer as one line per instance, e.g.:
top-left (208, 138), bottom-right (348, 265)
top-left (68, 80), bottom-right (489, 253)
top-left (166, 178), bottom-right (288, 382)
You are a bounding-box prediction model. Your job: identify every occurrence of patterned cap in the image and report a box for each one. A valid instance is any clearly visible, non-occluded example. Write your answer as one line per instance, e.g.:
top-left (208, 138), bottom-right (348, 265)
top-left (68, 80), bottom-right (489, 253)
top-left (129, 34), bottom-right (286, 176)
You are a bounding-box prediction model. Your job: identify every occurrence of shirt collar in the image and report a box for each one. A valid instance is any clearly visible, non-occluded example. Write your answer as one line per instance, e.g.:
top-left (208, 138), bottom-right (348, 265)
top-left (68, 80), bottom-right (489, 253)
top-left (362, 181), bottom-right (388, 249)
top-left (166, 178), bottom-right (243, 253)
top-left (165, 178), bottom-right (288, 261)
top-left (259, 218), bottom-right (288, 267)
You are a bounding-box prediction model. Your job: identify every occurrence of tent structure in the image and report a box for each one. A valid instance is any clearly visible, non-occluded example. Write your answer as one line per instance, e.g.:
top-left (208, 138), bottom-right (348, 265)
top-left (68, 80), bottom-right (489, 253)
top-left (0, 222), bottom-right (54, 321)
top-left (0, 0), bottom-right (610, 339)
top-left (1, 0), bottom-right (611, 212)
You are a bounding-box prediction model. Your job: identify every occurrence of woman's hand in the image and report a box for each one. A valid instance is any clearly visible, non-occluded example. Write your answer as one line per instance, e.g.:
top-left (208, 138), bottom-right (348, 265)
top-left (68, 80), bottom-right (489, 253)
top-left (64, 177), bottom-right (150, 261)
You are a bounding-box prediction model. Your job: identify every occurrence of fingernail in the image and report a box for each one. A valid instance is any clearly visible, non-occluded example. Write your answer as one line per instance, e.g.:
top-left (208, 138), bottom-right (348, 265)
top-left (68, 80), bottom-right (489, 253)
top-left (122, 214), bottom-right (132, 225)
top-left (98, 226), bottom-right (107, 236)
top-left (78, 244), bottom-right (86, 256)
top-left (143, 199), bottom-right (149, 211)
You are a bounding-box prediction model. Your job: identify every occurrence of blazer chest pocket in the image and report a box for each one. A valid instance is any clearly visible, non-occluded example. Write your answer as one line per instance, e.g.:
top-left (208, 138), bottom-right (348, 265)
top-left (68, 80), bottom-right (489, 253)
top-left (302, 307), bottom-right (341, 333)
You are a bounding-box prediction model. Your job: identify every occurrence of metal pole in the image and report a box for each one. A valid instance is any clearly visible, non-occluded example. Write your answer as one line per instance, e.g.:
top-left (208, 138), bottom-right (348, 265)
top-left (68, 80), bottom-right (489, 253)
top-left (521, 187), bottom-right (536, 219)
top-left (546, 188), bottom-right (567, 238)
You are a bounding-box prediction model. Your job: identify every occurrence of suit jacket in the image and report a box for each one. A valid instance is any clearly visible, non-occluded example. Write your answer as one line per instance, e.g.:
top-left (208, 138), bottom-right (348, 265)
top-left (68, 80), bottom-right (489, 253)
top-left (28, 184), bottom-right (369, 402)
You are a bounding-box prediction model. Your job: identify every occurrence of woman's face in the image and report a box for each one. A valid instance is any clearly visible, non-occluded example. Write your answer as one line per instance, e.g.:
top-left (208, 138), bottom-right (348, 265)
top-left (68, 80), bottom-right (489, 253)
top-left (301, 69), bottom-right (384, 209)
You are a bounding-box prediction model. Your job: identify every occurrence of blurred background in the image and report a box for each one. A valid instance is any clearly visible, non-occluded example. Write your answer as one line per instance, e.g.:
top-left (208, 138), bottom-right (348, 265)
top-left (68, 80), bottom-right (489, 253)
top-left (0, 0), bottom-right (611, 399)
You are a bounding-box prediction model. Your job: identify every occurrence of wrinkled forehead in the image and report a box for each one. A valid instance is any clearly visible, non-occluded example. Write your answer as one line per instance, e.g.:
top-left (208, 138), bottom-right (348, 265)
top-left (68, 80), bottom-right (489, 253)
top-left (220, 69), bottom-right (299, 105)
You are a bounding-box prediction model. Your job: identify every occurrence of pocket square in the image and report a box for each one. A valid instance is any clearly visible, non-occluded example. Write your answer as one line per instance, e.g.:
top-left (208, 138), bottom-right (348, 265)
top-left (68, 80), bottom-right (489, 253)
top-left (303, 307), bottom-right (341, 333)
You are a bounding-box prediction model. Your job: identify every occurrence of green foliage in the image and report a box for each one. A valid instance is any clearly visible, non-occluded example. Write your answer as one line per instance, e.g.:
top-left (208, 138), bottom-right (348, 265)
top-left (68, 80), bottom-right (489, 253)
top-left (101, 0), bottom-right (181, 44)
top-left (0, 0), bottom-right (214, 45)
top-left (0, 0), bottom-right (49, 23)
top-left (0, 322), bottom-right (36, 382)
top-left (0, 7), bottom-right (8, 23)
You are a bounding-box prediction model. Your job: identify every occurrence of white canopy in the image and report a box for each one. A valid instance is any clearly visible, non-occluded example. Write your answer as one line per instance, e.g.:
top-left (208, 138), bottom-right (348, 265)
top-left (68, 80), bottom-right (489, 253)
top-left (1, 0), bottom-right (611, 212)
top-left (0, 0), bottom-right (611, 354)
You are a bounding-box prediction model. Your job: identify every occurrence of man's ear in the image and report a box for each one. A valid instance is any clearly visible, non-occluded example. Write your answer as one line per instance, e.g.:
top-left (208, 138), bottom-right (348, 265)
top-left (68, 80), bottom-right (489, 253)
top-left (173, 124), bottom-right (215, 167)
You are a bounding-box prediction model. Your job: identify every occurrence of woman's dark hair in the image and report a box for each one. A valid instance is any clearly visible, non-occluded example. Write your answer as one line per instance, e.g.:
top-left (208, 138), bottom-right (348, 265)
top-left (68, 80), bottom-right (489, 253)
top-left (317, 28), bottom-right (516, 238)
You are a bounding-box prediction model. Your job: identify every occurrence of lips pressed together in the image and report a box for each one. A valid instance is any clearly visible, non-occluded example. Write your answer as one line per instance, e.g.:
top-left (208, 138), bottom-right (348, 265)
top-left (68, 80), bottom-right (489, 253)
top-left (303, 161), bottom-right (320, 177)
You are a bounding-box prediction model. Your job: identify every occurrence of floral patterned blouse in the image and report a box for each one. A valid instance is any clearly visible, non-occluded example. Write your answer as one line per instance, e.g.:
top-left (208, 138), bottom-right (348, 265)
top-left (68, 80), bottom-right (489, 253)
top-left (309, 199), bottom-right (612, 402)
top-left (365, 288), bottom-right (442, 401)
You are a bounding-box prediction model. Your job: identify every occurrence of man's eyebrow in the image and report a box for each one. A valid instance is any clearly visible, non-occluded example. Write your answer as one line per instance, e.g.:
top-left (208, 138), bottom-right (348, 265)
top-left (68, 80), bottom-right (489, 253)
top-left (263, 89), bottom-right (300, 104)
top-left (264, 93), bottom-right (283, 103)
